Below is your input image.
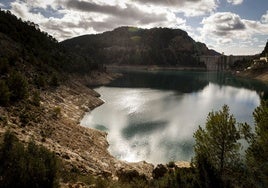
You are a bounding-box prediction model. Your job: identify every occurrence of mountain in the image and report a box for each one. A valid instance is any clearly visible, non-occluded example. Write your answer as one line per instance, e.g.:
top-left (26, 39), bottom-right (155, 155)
top-left (62, 26), bottom-right (220, 67)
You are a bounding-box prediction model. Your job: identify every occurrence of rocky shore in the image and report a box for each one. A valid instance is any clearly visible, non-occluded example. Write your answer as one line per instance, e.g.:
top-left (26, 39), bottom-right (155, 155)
top-left (0, 71), bottom-right (154, 185)
top-left (236, 67), bottom-right (268, 83)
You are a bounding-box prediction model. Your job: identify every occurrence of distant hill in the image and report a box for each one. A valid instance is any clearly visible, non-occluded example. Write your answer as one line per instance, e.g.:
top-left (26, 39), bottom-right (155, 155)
top-left (62, 26), bottom-right (220, 67)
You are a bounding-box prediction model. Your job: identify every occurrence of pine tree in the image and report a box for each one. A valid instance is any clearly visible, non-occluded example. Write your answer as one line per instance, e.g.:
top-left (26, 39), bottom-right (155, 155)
top-left (193, 105), bottom-right (242, 184)
top-left (246, 100), bottom-right (268, 187)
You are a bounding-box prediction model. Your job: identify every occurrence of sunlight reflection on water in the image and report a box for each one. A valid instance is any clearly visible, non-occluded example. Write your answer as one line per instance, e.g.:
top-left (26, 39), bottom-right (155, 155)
top-left (81, 82), bottom-right (260, 164)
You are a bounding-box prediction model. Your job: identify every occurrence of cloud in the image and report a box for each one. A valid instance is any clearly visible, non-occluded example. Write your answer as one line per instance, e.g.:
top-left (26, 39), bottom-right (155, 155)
top-left (24, 0), bottom-right (60, 9)
top-left (200, 12), bottom-right (256, 42)
top-left (201, 12), bottom-right (246, 37)
top-left (227, 0), bottom-right (243, 5)
top-left (261, 11), bottom-right (268, 23)
top-left (10, 1), bottom-right (46, 23)
top-left (132, 0), bottom-right (201, 6)
top-left (199, 12), bottom-right (268, 54)
top-left (132, 0), bottom-right (218, 16)
top-left (6, 0), bottom-right (189, 40)
top-left (64, 1), bottom-right (166, 25)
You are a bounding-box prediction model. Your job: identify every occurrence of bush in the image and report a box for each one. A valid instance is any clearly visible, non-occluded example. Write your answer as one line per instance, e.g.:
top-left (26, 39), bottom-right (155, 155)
top-left (34, 75), bottom-right (46, 88)
top-left (49, 74), bottom-right (59, 87)
top-left (0, 131), bottom-right (59, 188)
top-left (31, 90), bottom-right (41, 106)
top-left (8, 71), bottom-right (28, 102)
top-left (0, 80), bottom-right (10, 106)
top-left (0, 57), bottom-right (9, 74)
top-left (52, 106), bottom-right (61, 119)
top-left (152, 164), bottom-right (168, 179)
top-left (167, 161), bottom-right (176, 168)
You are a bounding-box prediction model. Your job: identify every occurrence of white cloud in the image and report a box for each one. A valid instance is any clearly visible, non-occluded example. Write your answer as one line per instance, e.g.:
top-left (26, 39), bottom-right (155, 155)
top-left (10, 1), bottom-right (46, 23)
top-left (132, 0), bottom-right (218, 17)
top-left (8, 0), bottom-right (191, 40)
top-left (200, 12), bottom-right (248, 43)
top-left (199, 12), bottom-right (268, 54)
top-left (227, 0), bottom-right (243, 5)
top-left (217, 38), bottom-right (233, 44)
top-left (24, 0), bottom-right (60, 9)
top-left (261, 11), bottom-right (268, 23)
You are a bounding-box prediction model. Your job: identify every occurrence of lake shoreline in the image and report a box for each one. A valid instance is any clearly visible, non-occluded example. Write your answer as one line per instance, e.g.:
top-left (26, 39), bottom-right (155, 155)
top-left (235, 68), bottom-right (268, 84)
top-left (106, 64), bottom-right (207, 72)
top-left (86, 69), bottom-right (263, 166)
top-left (0, 71), bottom-right (156, 186)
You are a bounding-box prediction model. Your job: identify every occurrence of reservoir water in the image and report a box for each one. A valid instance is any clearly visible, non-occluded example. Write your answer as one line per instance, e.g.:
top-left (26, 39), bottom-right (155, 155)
top-left (81, 70), bottom-right (268, 164)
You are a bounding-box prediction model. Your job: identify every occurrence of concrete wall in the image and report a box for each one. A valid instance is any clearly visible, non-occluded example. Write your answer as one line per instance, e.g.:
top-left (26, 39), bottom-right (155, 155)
top-left (200, 55), bottom-right (252, 71)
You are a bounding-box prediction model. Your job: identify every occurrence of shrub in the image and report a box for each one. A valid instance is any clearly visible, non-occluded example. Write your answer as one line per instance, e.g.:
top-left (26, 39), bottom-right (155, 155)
top-left (8, 71), bottom-right (28, 102)
top-left (0, 57), bottom-right (9, 74)
top-left (19, 109), bottom-right (32, 127)
top-left (31, 90), bottom-right (41, 106)
top-left (52, 106), bottom-right (61, 119)
top-left (0, 80), bottom-right (10, 106)
top-left (34, 75), bottom-right (46, 88)
top-left (167, 161), bottom-right (176, 168)
top-left (152, 164), bottom-right (168, 179)
top-left (49, 73), bottom-right (59, 87)
top-left (0, 131), bottom-right (59, 188)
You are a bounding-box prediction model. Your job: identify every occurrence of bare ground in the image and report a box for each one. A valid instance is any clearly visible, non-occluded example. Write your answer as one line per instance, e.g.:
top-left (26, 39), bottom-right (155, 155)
top-left (0, 72), bottom-right (154, 186)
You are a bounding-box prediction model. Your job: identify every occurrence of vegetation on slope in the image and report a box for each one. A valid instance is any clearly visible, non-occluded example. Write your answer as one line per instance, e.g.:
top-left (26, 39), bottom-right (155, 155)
top-left (62, 26), bottom-right (220, 67)
top-left (0, 131), bottom-right (59, 188)
top-left (0, 9), bottom-right (105, 106)
top-left (260, 40), bottom-right (268, 57)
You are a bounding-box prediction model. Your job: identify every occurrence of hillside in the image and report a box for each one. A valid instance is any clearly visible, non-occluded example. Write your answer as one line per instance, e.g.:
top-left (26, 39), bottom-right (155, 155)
top-left (62, 26), bottom-right (220, 67)
top-left (0, 9), bottom-right (155, 187)
top-left (236, 40), bottom-right (268, 83)
top-left (260, 40), bottom-right (268, 57)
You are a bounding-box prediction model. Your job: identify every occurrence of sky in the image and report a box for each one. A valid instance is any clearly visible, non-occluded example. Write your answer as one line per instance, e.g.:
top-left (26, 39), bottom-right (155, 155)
top-left (1, 0), bottom-right (268, 55)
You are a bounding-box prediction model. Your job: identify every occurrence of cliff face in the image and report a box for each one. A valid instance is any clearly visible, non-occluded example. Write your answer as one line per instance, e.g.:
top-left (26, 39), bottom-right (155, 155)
top-left (62, 26), bottom-right (219, 67)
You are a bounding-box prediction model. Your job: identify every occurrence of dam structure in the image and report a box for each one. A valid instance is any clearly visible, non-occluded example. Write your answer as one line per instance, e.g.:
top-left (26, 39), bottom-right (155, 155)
top-left (200, 55), bottom-right (253, 71)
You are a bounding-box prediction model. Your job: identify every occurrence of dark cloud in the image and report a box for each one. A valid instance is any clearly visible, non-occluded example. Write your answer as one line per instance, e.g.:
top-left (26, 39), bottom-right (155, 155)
top-left (65, 0), bottom-right (165, 22)
top-left (60, 0), bottom-right (168, 34)
top-left (66, 1), bottom-right (123, 15)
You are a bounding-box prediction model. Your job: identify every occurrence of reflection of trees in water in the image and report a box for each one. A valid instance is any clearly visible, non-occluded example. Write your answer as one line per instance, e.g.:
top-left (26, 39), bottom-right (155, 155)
top-left (109, 70), bottom-right (268, 99)
top-left (108, 71), bottom-right (209, 93)
top-left (204, 72), bottom-right (268, 100)
top-left (122, 120), bottom-right (167, 139)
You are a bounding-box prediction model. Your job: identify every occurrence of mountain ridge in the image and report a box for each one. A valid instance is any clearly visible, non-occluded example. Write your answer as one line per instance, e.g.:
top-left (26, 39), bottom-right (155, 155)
top-left (62, 26), bottom-right (220, 67)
